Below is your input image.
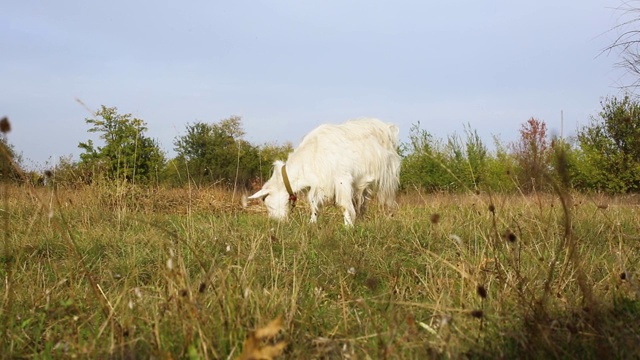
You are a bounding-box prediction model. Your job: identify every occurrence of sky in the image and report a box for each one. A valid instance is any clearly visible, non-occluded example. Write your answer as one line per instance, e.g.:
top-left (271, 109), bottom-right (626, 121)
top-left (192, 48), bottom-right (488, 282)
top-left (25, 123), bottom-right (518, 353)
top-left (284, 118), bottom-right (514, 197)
top-left (0, 0), bottom-right (632, 169)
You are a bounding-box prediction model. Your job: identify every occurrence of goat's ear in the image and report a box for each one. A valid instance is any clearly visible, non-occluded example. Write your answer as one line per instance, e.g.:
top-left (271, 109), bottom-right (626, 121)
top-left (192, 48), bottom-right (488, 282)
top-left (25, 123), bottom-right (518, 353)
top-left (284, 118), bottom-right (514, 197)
top-left (248, 188), bottom-right (269, 200)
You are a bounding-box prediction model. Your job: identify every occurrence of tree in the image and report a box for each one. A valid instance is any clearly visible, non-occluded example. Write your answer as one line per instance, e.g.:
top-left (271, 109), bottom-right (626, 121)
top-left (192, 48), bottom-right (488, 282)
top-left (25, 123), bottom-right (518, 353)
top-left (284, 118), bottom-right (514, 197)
top-left (173, 116), bottom-right (262, 187)
top-left (510, 117), bottom-right (551, 192)
top-left (78, 106), bottom-right (165, 184)
top-left (575, 95), bottom-right (640, 193)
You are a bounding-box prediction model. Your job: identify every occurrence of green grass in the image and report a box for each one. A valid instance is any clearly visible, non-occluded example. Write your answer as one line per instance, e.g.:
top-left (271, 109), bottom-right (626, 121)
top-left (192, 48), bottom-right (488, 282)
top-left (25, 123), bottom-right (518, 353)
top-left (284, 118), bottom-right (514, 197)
top-left (1, 183), bottom-right (639, 359)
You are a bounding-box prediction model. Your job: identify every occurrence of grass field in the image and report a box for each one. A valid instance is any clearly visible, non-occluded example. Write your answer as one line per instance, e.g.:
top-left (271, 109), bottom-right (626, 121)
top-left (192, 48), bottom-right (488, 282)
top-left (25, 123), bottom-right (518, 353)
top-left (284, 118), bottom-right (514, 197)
top-left (0, 183), bottom-right (639, 359)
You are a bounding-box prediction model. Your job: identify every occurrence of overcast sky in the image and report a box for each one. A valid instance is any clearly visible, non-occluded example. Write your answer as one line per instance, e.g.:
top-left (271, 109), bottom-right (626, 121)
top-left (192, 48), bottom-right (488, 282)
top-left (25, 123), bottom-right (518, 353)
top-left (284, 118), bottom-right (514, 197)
top-left (1, 0), bottom-right (631, 168)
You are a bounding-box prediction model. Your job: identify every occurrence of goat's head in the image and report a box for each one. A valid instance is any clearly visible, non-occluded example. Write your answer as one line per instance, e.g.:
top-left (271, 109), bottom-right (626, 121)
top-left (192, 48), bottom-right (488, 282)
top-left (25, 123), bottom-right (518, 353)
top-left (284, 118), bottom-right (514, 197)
top-left (248, 161), bottom-right (291, 221)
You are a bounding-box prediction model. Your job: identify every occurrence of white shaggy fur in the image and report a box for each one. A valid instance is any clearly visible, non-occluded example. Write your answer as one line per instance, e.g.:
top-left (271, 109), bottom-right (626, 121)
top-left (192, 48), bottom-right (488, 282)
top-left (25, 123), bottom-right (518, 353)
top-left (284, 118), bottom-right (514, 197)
top-left (249, 118), bottom-right (401, 226)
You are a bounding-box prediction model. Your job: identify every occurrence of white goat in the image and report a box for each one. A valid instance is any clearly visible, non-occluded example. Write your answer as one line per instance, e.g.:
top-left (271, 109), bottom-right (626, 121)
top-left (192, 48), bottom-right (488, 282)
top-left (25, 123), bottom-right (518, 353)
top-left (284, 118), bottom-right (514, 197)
top-left (249, 118), bottom-right (401, 226)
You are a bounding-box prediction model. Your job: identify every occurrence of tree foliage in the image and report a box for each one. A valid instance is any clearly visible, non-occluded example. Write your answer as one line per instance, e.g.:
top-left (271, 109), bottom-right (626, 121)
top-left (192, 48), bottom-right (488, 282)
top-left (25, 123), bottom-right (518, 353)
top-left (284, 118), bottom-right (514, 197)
top-left (575, 95), bottom-right (640, 192)
top-left (172, 116), bottom-right (262, 187)
top-left (78, 106), bottom-right (166, 184)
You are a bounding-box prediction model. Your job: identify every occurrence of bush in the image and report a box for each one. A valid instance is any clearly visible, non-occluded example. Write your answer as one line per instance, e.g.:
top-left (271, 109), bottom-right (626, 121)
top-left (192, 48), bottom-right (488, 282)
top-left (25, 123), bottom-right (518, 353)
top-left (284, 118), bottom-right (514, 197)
top-left (400, 123), bottom-right (456, 191)
top-left (401, 123), bottom-right (513, 192)
top-left (509, 118), bottom-right (552, 192)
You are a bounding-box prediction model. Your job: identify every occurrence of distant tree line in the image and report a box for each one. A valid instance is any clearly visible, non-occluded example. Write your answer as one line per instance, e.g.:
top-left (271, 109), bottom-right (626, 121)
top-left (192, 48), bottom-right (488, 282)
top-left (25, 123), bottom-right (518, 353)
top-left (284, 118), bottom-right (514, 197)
top-left (49, 106), bottom-right (292, 189)
top-left (401, 95), bottom-right (640, 194)
top-left (4, 95), bottom-right (640, 194)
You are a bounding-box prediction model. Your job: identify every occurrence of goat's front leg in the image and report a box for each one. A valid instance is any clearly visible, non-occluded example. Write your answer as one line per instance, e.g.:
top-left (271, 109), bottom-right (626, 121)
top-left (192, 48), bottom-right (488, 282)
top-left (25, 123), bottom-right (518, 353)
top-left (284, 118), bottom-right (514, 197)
top-left (335, 178), bottom-right (356, 227)
top-left (308, 191), bottom-right (320, 223)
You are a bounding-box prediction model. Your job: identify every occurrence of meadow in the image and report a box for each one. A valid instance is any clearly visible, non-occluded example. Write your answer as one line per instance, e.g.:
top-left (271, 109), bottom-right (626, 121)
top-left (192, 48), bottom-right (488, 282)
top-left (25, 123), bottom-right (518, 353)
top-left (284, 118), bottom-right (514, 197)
top-left (0, 182), bottom-right (639, 359)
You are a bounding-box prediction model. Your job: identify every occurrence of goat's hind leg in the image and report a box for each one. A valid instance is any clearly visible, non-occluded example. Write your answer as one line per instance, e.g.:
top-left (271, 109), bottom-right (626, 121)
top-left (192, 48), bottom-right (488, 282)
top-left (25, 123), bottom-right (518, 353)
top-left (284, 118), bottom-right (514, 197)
top-left (353, 179), bottom-right (373, 219)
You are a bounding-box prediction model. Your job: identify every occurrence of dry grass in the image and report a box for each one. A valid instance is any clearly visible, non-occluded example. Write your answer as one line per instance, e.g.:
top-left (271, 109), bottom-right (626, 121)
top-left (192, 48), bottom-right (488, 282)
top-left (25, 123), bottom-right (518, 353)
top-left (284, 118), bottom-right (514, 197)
top-left (0, 182), bottom-right (639, 359)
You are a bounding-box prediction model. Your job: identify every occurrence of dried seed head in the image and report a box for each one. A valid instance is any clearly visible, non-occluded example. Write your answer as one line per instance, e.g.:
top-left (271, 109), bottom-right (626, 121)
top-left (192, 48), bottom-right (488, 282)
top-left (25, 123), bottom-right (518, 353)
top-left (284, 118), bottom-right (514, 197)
top-left (44, 170), bottom-right (53, 178)
top-left (620, 272), bottom-right (626, 280)
top-left (503, 229), bottom-right (517, 242)
top-left (470, 310), bottom-right (484, 319)
top-left (180, 289), bottom-right (188, 297)
top-left (488, 204), bottom-right (495, 213)
top-left (477, 285), bottom-right (487, 299)
top-left (199, 282), bottom-right (207, 293)
top-left (0, 117), bottom-right (10, 134)
top-left (430, 213), bottom-right (440, 224)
